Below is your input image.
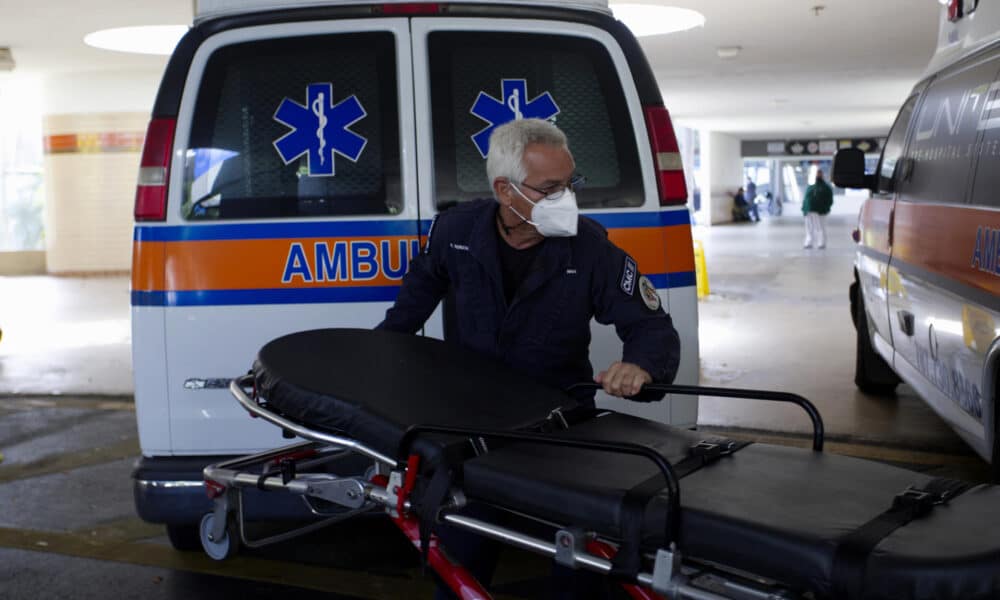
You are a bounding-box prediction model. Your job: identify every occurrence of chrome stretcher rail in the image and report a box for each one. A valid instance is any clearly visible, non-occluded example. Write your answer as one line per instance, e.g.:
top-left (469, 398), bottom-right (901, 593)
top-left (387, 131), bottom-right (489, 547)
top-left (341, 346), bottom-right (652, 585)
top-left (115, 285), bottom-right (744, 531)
top-left (440, 514), bottom-right (733, 600)
top-left (230, 375), bottom-right (396, 466)
top-left (568, 382), bottom-right (825, 451)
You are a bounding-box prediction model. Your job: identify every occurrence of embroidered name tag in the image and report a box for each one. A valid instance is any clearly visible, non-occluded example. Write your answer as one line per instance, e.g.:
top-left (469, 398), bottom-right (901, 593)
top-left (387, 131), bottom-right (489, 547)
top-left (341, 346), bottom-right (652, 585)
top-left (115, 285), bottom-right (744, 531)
top-left (620, 256), bottom-right (637, 295)
top-left (449, 243), bottom-right (470, 251)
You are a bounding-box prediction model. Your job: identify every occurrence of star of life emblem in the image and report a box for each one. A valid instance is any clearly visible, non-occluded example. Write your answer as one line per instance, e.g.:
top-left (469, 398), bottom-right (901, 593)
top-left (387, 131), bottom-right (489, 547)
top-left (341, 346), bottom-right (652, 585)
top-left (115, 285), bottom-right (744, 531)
top-left (272, 83), bottom-right (368, 177)
top-left (469, 79), bottom-right (560, 158)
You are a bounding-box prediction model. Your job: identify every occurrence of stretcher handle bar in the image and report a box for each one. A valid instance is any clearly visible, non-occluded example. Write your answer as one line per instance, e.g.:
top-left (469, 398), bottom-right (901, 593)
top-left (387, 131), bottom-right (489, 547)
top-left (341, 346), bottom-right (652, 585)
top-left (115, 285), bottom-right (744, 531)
top-left (443, 514), bottom-right (728, 600)
top-left (207, 440), bottom-right (321, 471)
top-left (569, 382), bottom-right (825, 452)
top-left (229, 375), bottom-right (397, 466)
top-left (397, 424), bottom-right (681, 544)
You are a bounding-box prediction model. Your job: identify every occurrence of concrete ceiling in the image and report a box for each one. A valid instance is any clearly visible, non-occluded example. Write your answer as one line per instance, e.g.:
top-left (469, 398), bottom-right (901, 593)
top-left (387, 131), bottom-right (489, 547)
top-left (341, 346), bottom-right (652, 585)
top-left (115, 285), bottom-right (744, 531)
top-left (0, 0), bottom-right (943, 140)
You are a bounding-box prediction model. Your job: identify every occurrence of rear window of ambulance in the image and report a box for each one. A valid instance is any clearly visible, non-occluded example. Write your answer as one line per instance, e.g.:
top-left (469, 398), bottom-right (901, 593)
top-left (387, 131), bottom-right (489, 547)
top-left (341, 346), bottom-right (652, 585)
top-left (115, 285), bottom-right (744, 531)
top-left (427, 31), bottom-right (643, 211)
top-left (182, 32), bottom-right (401, 220)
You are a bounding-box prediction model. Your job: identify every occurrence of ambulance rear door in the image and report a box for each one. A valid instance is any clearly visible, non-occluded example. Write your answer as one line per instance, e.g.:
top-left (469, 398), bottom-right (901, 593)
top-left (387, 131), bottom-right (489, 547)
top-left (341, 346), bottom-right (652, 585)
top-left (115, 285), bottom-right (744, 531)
top-left (410, 15), bottom-right (699, 427)
top-left (157, 19), bottom-right (419, 454)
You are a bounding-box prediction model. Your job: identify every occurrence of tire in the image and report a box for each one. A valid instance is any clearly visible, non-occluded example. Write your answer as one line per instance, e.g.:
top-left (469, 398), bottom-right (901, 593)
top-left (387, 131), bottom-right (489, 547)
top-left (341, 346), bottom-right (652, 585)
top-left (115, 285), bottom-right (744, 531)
top-left (165, 523), bottom-right (201, 552)
top-left (199, 512), bottom-right (240, 561)
top-left (853, 282), bottom-right (901, 395)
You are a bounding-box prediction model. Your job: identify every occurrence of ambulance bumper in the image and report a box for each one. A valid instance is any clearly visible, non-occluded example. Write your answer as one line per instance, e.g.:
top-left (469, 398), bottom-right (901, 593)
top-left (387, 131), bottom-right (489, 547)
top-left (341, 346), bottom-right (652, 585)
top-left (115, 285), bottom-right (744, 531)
top-left (132, 455), bottom-right (317, 524)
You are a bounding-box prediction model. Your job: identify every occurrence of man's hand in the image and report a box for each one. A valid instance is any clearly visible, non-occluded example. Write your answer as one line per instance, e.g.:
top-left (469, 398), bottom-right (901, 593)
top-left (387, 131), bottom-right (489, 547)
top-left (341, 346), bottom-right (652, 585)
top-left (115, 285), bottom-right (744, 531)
top-left (595, 361), bottom-right (652, 397)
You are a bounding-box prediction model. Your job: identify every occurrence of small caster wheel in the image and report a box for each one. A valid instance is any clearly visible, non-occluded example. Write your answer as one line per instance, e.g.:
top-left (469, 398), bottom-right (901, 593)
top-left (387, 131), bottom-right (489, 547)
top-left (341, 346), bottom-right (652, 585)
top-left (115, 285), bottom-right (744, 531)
top-left (199, 512), bottom-right (240, 560)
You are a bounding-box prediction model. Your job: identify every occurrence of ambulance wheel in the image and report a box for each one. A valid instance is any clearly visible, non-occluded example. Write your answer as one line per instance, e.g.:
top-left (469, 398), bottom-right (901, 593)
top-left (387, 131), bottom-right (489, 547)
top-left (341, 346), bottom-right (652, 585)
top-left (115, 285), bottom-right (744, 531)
top-left (853, 284), bottom-right (900, 395)
top-left (165, 523), bottom-right (201, 551)
top-left (199, 513), bottom-right (240, 560)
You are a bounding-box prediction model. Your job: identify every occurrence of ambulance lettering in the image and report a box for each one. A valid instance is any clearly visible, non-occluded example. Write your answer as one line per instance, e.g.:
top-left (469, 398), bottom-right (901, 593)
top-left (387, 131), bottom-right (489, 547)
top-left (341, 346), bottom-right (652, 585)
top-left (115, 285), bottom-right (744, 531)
top-left (469, 79), bottom-right (560, 158)
top-left (914, 343), bottom-right (983, 420)
top-left (282, 239), bottom-right (421, 284)
top-left (971, 226), bottom-right (1000, 276)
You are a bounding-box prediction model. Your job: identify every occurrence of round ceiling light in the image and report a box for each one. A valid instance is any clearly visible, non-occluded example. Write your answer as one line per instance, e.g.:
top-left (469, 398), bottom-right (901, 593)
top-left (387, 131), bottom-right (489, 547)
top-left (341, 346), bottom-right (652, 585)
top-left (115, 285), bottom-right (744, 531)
top-left (84, 25), bottom-right (189, 56)
top-left (610, 4), bottom-right (706, 37)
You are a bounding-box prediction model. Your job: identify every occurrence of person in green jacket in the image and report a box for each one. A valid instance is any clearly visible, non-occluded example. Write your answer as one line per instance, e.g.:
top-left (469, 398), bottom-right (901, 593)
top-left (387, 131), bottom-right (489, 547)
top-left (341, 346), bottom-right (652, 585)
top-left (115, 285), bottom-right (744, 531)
top-left (802, 169), bottom-right (833, 248)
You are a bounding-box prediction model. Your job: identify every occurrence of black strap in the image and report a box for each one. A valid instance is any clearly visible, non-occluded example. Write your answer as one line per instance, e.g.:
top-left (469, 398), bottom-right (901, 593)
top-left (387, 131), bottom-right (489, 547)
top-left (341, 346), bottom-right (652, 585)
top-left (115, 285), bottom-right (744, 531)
top-left (609, 438), bottom-right (751, 580)
top-left (409, 440), bottom-right (474, 571)
top-left (831, 477), bottom-right (973, 599)
top-left (415, 464), bottom-right (454, 570)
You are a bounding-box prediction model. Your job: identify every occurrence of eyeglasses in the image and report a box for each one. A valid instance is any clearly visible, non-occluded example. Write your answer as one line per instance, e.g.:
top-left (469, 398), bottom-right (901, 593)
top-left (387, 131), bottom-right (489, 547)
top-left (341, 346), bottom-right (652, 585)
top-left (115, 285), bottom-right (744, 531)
top-left (517, 174), bottom-right (587, 201)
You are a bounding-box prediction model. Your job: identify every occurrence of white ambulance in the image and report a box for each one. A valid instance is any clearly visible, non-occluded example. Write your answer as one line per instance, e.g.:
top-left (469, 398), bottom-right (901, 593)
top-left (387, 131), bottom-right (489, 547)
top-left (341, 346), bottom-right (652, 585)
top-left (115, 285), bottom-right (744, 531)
top-left (130, 0), bottom-right (701, 547)
top-left (835, 0), bottom-right (999, 477)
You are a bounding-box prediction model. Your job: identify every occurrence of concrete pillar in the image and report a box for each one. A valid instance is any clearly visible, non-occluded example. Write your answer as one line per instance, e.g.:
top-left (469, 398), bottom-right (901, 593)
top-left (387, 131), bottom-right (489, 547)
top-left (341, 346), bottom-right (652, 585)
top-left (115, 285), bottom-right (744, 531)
top-left (697, 131), bottom-right (743, 225)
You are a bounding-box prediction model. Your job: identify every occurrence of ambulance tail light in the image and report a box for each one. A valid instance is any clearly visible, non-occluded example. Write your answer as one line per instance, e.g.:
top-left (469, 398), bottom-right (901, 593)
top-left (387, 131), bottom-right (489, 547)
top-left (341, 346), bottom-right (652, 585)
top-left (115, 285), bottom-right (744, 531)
top-left (644, 105), bottom-right (688, 206)
top-left (134, 117), bottom-right (176, 222)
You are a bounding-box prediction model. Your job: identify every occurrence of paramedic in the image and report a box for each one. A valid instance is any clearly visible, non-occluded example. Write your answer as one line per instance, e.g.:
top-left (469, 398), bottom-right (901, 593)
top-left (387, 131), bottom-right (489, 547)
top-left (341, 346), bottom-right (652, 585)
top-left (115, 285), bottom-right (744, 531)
top-left (377, 117), bottom-right (680, 599)
top-left (377, 118), bottom-right (680, 402)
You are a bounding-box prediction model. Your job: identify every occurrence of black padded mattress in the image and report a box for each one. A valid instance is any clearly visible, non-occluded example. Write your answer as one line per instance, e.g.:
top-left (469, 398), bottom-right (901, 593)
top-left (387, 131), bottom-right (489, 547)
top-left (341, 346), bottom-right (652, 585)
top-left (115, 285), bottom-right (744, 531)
top-left (253, 328), bottom-right (579, 458)
top-left (461, 411), bottom-right (1000, 600)
top-left (253, 329), bottom-right (1000, 599)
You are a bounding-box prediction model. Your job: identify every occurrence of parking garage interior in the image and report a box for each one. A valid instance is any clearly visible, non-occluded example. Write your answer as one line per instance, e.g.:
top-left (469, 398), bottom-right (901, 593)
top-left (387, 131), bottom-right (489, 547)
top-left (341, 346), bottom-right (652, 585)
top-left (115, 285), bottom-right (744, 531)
top-left (1, 1), bottom-right (997, 599)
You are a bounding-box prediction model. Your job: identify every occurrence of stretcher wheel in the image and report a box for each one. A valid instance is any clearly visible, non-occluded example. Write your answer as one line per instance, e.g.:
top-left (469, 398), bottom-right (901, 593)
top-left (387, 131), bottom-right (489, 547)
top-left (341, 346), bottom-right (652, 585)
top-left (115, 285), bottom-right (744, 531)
top-left (199, 512), bottom-right (240, 560)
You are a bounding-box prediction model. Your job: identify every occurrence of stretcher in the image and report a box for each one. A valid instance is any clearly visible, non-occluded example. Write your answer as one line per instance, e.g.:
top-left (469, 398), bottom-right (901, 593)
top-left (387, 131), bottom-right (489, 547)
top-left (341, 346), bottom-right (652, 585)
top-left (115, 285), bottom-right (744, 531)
top-left (202, 328), bottom-right (1000, 599)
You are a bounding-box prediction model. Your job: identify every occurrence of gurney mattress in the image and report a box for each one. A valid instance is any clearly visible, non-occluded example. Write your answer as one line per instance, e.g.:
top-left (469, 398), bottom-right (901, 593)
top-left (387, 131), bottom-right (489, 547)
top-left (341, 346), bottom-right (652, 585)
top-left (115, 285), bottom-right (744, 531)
top-left (462, 412), bottom-right (1000, 599)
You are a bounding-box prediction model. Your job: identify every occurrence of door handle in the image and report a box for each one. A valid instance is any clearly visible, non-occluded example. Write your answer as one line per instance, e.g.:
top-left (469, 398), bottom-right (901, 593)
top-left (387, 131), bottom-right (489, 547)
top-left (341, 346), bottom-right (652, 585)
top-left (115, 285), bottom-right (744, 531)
top-left (897, 311), bottom-right (915, 337)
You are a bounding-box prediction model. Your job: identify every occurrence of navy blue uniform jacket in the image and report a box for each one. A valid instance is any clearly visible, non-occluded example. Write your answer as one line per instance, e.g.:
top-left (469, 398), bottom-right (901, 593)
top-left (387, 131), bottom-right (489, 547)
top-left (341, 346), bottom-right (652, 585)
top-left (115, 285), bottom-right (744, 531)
top-left (377, 199), bottom-right (681, 399)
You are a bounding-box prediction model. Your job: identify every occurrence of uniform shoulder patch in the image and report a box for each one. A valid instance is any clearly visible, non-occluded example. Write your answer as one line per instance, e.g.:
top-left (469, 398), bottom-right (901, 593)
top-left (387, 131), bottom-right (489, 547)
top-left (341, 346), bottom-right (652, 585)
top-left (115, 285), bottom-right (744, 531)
top-left (620, 256), bottom-right (637, 295)
top-left (638, 275), bottom-right (661, 311)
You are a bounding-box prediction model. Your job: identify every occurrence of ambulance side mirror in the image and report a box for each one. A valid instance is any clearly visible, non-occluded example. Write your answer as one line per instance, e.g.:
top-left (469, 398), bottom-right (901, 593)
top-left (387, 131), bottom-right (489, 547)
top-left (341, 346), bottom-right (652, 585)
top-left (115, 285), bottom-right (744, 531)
top-left (832, 148), bottom-right (875, 191)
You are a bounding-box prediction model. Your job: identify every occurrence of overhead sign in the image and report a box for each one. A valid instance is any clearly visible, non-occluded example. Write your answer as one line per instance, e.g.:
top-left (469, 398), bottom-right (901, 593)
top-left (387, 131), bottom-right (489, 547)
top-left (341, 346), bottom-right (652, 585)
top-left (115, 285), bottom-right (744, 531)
top-left (741, 138), bottom-right (883, 157)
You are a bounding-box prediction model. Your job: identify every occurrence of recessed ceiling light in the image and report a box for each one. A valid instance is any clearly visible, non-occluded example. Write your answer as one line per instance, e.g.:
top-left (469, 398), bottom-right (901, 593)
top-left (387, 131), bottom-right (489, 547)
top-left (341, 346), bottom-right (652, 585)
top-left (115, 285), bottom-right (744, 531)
top-left (84, 25), bottom-right (189, 56)
top-left (610, 4), bottom-right (706, 37)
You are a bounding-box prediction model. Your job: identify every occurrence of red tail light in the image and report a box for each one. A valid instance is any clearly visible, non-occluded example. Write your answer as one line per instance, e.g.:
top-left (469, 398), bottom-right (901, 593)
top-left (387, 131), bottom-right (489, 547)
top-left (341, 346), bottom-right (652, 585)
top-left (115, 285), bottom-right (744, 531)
top-left (379, 3), bottom-right (441, 14)
top-left (134, 118), bottom-right (176, 221)
top-left (643, 105), bottom-right (688, 206)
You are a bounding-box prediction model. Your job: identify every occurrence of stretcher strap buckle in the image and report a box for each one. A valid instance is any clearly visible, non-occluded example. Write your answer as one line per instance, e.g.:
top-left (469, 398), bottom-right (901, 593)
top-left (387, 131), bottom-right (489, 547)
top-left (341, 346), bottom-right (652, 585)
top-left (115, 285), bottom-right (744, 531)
top-left (892, 487), bottom-right (936, 517)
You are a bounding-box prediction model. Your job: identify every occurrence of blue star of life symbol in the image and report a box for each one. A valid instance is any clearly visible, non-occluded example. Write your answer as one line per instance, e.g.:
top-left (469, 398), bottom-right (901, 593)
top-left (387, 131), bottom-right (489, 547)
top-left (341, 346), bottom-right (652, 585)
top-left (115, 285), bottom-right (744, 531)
top-left (272, 83), bottom-right (368, 177)
top-left (469, 79), bottom-right (560, 158)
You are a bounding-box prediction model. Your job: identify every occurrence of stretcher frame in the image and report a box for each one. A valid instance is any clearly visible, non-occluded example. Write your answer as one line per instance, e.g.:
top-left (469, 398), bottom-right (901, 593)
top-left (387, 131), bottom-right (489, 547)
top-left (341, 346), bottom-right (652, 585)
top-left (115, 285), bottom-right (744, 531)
top-left (200, 374), bottom-right (826, 600)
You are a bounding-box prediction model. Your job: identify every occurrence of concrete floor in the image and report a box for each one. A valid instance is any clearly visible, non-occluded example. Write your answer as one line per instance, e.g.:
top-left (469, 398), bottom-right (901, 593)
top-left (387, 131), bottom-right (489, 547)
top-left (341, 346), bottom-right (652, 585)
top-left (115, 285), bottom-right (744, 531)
top-left (0, 209), bottom-right (993, 598)
top-left (696, 212), bottom-right (973, 452)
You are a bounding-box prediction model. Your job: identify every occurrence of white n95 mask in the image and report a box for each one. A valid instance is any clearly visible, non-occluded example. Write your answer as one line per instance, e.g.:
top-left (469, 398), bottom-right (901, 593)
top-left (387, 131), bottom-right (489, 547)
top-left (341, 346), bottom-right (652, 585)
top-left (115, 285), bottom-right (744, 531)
top-left (509, 185), bottom-right (579, 237)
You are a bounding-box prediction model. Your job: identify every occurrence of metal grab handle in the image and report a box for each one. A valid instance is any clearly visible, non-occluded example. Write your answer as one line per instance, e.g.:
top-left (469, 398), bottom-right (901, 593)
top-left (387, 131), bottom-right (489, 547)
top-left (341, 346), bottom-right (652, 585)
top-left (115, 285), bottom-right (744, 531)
top-left (569, 382), bottom-right (824, 452)
top-left (398, 424), bottom-right (683, 546)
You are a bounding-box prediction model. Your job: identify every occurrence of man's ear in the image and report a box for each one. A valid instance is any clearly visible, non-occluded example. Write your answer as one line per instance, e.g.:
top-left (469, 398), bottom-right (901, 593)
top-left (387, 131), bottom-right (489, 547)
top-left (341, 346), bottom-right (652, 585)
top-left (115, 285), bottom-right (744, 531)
top-left (493, 178), bottom-right (511, 207)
